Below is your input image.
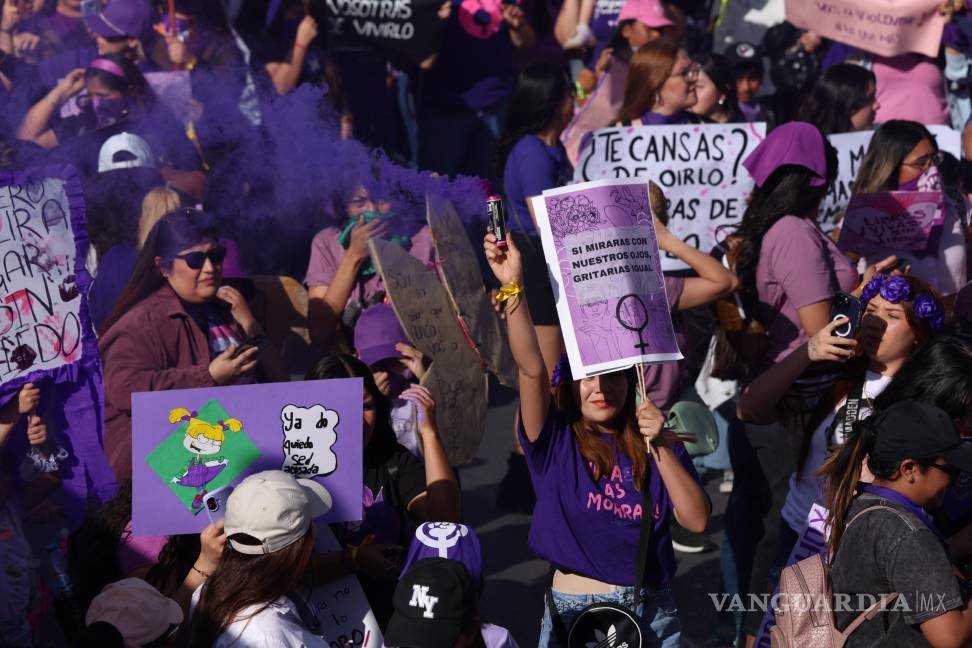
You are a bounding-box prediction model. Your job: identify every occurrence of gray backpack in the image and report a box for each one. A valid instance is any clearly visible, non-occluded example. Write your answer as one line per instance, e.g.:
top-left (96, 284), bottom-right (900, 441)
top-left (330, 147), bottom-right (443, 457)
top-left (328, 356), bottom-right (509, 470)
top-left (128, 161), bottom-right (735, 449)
top-left (770, 506), bottom-right (899, 648)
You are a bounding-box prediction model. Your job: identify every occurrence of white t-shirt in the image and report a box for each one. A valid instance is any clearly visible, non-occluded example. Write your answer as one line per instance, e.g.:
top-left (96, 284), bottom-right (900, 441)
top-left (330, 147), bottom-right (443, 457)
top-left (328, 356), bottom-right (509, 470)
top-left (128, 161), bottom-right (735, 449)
top-left (383, 623), bottom-right (519, 648)
top-left (782, 370), bottom-right (892, 532)
top-left (190, 588), bottom-right (331, 647)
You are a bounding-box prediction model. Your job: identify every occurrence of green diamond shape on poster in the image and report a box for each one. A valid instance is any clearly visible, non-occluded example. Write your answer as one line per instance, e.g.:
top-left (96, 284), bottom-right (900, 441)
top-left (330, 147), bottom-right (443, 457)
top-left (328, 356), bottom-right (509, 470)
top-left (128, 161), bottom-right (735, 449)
top-left (146, 399), bottom-right (260, 514)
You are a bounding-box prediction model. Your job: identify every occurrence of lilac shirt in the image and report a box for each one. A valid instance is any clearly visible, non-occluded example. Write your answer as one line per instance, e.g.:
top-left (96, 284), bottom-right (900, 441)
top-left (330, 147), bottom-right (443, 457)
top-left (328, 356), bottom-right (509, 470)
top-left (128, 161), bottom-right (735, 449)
top-left (503, 135), bottom-right (573, 237)
top-left (642, 276), bottom-right (687, 412)
top-left (519, 406), bottom-right (702, 587)
top-left (756, 216), bottom-right (858, 363)
top-left (304, 225), bottom-right (435, 304)
top-left (637, 111), bottom-right (696, 126)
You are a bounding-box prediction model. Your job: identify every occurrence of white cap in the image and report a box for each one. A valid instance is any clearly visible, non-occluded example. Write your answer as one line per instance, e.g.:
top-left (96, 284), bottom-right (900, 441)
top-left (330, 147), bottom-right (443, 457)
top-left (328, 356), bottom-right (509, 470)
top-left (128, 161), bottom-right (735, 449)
top-left (224, 470), bottom-right (333, 555)
top-left (97, 132), bottom-right (156, 172)
top-left (85, 578), bottom-right (182, 647)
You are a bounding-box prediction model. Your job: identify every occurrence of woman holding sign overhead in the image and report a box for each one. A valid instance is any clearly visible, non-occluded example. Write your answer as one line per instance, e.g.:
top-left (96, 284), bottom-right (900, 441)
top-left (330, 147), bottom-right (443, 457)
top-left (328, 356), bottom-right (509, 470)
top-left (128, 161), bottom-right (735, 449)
top-left (483, 231), bottom-right (710, 647)
top-left (848, 120), bottom-right (968, 297)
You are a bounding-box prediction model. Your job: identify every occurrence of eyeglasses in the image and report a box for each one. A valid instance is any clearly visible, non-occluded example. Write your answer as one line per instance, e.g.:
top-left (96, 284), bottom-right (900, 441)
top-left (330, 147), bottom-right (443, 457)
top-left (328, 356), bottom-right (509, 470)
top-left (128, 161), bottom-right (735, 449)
top-left (901, 150), bottom-right (944, 171)
top-left (173, 246), bottom-right (226, 270)
top-left (672, 63), bottom-right (701, 82)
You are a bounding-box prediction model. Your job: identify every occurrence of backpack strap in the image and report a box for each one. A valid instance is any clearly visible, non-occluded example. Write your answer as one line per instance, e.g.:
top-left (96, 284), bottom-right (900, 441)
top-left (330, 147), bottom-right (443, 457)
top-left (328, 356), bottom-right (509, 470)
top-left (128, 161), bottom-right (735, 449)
top-left (837, 504), bottom-right (900, 638)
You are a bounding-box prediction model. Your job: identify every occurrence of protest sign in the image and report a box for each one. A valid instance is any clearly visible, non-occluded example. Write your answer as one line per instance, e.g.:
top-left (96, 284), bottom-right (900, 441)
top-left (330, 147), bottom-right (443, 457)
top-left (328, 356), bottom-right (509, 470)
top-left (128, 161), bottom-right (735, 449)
top-left (838, 191), bottom-right (945, 256)
top-left (531, 178), bottom-right (682, 377)
top-left (314, 0), bottom-right (444, 63)
top-left (785, 0), bottom-right (944, 58)
top-left (306, 524), bottom-right (384, 648)
top-left (753, 504), bottom-right (831, 647)
top-left (0, 166), bottom-right (114, 524)
top-left (132, 379), bottom-right (363, 536)
top-left (820, 126), bottom-right (960, 232)
top-left (370, 238), bottom-right (488, 465)
top-left (426, 194), bottom-right (516, 388)
top-left (574, 123), bottom-right (765, 271)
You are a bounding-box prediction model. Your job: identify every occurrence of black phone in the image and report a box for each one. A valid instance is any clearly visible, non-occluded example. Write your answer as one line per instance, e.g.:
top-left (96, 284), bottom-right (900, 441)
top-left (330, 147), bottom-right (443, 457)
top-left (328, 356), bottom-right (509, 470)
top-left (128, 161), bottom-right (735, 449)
top-left (830, 292), bottom-right (864, 339)
top-left (230, 334), bottom-right (271, 359)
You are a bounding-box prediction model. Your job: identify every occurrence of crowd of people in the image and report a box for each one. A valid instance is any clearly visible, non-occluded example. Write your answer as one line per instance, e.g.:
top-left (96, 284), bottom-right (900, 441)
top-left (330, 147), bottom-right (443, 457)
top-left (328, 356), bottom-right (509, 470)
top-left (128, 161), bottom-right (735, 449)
top-left (3, 0), bottom-right (972, 645)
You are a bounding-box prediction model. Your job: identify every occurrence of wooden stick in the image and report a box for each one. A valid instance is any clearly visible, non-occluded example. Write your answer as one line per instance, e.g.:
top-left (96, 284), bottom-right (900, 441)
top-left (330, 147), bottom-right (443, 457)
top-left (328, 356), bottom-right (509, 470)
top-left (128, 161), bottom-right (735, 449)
top-left (636, 362), bottom-right (660, 462)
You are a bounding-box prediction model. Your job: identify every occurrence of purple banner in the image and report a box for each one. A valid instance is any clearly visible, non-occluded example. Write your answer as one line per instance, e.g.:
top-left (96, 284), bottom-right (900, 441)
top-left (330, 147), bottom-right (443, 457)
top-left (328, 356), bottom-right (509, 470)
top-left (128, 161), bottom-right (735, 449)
top-left (838, 191), bottom-right (945, 256)
top-left (532, 179), bottom-right (682, 377)
top-left (132, 379), bottom-right (363, 536)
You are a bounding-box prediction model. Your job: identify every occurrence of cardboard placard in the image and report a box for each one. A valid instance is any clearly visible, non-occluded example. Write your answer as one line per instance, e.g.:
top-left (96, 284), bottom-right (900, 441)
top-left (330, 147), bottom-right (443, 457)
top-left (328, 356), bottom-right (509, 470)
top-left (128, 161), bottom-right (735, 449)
top-left (426, 194), bottom-right (516, 388)
top-left (132, 379), bottom-right (363, 536)
top-left (574, 123), bottom-right (766, 270)
top-left (838, 191), bottom-right (945, 256)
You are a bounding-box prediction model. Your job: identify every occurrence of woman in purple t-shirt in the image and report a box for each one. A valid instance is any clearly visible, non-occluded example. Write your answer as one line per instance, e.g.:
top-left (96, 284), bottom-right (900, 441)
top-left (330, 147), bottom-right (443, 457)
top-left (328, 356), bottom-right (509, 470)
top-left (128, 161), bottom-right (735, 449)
top-left (483, 232), bottom-right (710, 647)
top-left (615, 40), bottom-right (701, 127)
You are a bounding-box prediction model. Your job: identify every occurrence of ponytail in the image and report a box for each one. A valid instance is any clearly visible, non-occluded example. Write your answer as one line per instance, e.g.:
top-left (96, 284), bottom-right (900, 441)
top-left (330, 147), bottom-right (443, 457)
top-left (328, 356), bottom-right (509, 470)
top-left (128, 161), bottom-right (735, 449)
top-left (819, 417), bottom-right (879, 556)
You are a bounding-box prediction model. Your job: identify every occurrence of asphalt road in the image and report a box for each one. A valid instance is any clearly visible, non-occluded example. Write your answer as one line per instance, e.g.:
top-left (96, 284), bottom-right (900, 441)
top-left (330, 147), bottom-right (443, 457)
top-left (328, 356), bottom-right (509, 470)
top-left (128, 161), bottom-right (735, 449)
top-left (461, 384), bottom-right (735, 648)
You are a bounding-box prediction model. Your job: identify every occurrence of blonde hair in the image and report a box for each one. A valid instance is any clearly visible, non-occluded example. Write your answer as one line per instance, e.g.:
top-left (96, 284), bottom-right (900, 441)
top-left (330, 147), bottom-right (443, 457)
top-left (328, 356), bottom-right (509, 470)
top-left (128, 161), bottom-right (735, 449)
top-left (169, 408), bottom-right (243, 443)
top-left (138, 187), bottom-right (182, 248)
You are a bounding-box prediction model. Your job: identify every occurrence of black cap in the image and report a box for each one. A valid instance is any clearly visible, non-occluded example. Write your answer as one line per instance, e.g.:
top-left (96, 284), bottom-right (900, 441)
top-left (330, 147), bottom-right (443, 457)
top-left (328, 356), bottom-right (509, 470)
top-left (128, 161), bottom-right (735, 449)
top-left (384, 558), bottom-right (476, 648)
top-left (723, 41), bottom-right (764, 73)
top-left (870, 401), bottom-right (972, 472)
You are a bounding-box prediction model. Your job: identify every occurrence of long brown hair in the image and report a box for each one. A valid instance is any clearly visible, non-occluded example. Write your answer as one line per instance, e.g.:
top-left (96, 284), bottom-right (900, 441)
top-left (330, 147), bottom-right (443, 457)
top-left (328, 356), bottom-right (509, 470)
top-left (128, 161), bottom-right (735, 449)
top-left (554, 366), bottom-right (648, 491)
top-left (187, 530), bottom-right (315, 646)
top-left (851, 120), bottom-right (935, 193)
top-left (617, 40), bottom-right (680, 124)
top-left (796, 276), bottom-right (943, 474)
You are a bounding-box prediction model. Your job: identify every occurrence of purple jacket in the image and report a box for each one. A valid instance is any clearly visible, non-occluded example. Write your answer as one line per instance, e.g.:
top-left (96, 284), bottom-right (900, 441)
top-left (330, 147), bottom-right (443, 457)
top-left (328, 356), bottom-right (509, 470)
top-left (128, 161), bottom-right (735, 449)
top-left (99, 285), bottom-right (216, 480)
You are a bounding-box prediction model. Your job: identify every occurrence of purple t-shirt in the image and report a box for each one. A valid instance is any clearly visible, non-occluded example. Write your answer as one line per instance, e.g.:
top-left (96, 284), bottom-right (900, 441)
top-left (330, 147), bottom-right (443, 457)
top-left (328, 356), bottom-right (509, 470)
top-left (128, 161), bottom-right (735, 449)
top-left (587, 0), bottom-right (625, 66)
top-left (503, 135), bottom-right (573, 237)
top-left (637, 111), bottom-right (696, 125)
top-left (304, 225), bottom-right (435, 305)
top-left (519, 406), bottom-right (702, 587)
top-left (756, 215), bottom-right (857, 363)
top-left (642, 276), bottom-right (686, 412)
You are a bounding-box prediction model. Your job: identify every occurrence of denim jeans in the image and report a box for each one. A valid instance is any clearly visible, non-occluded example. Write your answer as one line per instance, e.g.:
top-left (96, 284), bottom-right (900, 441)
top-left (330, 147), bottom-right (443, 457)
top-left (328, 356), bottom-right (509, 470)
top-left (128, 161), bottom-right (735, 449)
top-left (538, 586), bottom-right (681, 648)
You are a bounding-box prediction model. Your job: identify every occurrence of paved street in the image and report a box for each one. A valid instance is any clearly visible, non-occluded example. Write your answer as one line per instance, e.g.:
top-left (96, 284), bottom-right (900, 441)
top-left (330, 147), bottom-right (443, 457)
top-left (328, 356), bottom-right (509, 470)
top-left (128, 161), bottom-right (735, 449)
top-left (460, 383), bottom-right (734, 648)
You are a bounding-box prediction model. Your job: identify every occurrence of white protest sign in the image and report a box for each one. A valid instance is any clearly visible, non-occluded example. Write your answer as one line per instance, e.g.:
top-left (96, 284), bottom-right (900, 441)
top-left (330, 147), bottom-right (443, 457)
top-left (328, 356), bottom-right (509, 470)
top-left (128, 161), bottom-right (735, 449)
top-left (308, 524), bottom-right (383, 648)
top-left (280, 404), bottom-right (339, 478)
top-left (820, 125), bottom-right (961, 233)
top-left (574, 123), bottom-right (766, 270)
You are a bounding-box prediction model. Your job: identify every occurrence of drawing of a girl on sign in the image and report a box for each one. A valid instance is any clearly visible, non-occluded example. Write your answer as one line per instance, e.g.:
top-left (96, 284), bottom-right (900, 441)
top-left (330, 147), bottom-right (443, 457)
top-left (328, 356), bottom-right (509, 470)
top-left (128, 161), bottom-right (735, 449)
top-left (168, 408), bottom-right (242, 510)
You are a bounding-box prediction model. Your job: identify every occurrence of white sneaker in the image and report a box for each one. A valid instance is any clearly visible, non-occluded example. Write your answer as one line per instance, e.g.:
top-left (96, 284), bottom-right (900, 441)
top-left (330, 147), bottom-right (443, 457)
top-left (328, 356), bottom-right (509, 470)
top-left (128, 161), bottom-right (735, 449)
top-left (719, 471), bottom-right (734, 494)
top-left (564, 23), bottom-right (596, 50)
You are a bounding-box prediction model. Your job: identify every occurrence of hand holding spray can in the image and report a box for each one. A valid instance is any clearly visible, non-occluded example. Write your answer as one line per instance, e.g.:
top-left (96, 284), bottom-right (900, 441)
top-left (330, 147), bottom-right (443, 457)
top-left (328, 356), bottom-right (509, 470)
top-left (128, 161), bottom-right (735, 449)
top-left (487, 196), bottom-right (508, 248)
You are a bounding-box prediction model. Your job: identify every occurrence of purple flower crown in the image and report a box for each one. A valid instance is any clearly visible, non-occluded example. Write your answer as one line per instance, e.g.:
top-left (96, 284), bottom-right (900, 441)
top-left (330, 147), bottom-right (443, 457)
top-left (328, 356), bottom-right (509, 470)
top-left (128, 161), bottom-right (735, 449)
top-left (860, 275), bottom-right (945, 331)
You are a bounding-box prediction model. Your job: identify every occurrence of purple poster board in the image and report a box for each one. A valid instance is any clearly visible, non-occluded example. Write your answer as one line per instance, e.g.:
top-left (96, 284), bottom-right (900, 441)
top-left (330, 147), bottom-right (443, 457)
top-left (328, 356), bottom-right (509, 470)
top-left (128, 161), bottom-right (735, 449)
top-left (132, 379), bottom-right (363, 536)
top-left (838, 191), bottom-right (945, 256)
top-left (531, 178), bottom-right (682, 377)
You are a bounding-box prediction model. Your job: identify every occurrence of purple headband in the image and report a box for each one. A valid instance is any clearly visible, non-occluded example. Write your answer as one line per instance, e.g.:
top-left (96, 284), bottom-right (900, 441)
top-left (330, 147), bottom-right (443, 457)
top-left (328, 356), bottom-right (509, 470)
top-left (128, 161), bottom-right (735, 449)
top-left (88, 58), bottom-right (127, 80)
top-left (861, 275), bottom-right (945, 331)
top-left (742, 122), bottom-right (828, 188)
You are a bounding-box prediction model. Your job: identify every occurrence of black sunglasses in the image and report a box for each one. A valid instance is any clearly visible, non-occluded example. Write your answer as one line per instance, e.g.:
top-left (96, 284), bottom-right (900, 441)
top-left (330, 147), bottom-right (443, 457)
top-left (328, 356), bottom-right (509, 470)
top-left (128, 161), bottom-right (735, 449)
top-left (173, 246), bottom-right (226, 270)
top-left (925, 462), bottom-right (962, 479)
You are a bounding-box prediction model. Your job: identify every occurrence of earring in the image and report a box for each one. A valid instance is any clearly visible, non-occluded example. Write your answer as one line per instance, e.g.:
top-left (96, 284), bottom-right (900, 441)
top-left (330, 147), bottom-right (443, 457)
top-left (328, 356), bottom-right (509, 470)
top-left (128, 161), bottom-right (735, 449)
top-left (655, 93), bottom-right (663, 107)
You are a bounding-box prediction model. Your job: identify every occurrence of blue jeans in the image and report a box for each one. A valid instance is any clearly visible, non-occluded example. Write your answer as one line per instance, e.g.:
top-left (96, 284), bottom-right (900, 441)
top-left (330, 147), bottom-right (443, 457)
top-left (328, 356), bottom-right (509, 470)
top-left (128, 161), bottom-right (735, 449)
top-left (693, 398), bottom-right (734, 472)
top-left (538, 586), bottom-right (681, 648)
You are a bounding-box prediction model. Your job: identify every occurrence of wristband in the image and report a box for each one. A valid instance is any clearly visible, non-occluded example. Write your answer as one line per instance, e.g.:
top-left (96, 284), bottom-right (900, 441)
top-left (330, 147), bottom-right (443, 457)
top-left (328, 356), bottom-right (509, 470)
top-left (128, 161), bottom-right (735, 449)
top-left (295, 41), bottom-right (308, 49)
top-left (192, 564), bottom-right (211, 578)
top-left (496, 281), bottom-right (523, 302)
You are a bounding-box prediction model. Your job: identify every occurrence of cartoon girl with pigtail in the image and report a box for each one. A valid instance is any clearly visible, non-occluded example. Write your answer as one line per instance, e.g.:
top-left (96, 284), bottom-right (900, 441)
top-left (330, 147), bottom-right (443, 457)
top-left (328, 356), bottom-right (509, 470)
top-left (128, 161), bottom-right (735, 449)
top-left (168, 408), bottom-right (243, 510)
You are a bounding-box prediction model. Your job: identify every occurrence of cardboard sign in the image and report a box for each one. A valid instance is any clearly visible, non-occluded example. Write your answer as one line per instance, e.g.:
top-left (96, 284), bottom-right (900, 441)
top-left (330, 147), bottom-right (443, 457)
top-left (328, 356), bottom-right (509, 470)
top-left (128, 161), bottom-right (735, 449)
top-left (574, 123), bottom-right (766, 270)
top-left (426, 194), bottom-right (516, 388)
top-left (753, 504), bottom-right (831, 647)
top-left (785, 0), bottom-right (944, 58)
top-left (838, 191), bottom-right (945, 256)
top-left (316, 0), bottom-right (445, 63)
top-left (530, 179), bottom-right (682, 377)
top-left (820, 126), bottom-right (960, 232)
top-left (370, 238), bottom-right (488, 465)
top-left (0, 170), bottom-right (87, 383)
top-left (132, 379), bottom-right (363, 536)
top-left (306, 524), bottom-right (384, 648)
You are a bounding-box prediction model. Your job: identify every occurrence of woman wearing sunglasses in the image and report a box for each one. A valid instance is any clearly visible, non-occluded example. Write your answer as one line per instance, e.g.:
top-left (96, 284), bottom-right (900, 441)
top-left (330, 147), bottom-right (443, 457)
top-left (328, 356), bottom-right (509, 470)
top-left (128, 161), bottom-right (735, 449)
top-left (847, 120), bottom-right (968, 297)
top-left (99, 208), bottom-right (286, 481)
